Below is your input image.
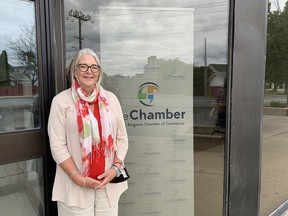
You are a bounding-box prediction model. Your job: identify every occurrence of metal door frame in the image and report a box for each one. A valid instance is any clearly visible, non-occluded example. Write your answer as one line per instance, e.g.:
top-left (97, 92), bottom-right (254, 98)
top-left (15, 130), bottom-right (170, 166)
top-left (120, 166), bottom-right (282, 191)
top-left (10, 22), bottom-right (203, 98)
top-left (37, 0), bottom-right (66, 215)
top-left (225, 0), bottom-right (268, 215)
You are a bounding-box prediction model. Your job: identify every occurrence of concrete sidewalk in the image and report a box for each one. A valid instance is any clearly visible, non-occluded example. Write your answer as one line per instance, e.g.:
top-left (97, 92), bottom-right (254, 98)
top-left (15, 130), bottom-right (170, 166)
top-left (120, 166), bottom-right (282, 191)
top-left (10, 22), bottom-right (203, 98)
top-left (261, 115), bottom-right (288, 216)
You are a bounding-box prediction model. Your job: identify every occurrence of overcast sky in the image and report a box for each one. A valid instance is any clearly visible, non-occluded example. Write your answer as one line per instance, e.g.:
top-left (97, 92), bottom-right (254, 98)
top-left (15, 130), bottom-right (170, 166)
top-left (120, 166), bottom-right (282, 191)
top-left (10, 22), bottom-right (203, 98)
top-left (64, 0), bottom-right (231, 75)
top-left (63, 0), bottom-right (288, 76)
top-left (97, 7), bottom-right (195, 75)
top-left (271, 0), bottom-right (286, 10)
top-left (0, 0), bottom-right (35, 65)
top-left (0, 0), bottom-right (286, 69)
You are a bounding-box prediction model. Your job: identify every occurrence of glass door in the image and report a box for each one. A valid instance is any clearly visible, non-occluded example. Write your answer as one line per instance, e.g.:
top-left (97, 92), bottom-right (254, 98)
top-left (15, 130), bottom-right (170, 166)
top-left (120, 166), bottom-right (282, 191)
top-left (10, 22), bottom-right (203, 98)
top-left (260, 1), bottom-right (288, 215)
top-left (0, 0), bottom-right (45, 215)
top-left (63, 0), bottom-right (229, 215)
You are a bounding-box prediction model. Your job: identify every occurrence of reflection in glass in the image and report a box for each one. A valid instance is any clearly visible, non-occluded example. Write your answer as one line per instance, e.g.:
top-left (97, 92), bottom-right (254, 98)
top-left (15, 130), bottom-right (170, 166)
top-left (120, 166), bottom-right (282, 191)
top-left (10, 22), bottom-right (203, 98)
top-left (100, 7), bottom-right (194, 216)
top-left (0, 159), bottom-right (44, 216)
top-left (0, 0), bottom-right (39, 133)
top-left (260, 1), bottom-right (288, 215)
top-left (64, 0), bottom-right (229, 215)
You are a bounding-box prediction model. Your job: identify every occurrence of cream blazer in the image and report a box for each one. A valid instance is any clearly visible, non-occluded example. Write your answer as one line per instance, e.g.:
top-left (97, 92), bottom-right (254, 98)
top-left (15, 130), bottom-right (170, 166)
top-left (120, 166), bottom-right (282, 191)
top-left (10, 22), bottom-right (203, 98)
top-left (48, 88), bottom-right (128, 208)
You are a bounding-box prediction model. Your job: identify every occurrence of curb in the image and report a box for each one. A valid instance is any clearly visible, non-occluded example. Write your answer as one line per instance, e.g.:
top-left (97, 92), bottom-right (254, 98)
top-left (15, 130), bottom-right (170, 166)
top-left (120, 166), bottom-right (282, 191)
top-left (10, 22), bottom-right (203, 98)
top-left (263, 107), bottom-right (288, 116)
top-left (269, 200), bottom-right (288, 216)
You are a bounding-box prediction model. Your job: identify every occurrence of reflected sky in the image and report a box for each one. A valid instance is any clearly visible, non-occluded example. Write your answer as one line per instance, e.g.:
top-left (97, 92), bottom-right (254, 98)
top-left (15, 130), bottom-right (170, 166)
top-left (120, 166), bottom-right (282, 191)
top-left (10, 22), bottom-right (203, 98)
top-left (0, 0), bottom-right (285, 67)
top-left (64, 0), bottom-right (287, 74)
top-left (0, 0), bottom-right (35, 66)
top-left (64, 0), bottom-right (229, 70)
top-left (99, 7), bottom-right (194, 75)
top-left (271, 0), bottom-right (286, 10)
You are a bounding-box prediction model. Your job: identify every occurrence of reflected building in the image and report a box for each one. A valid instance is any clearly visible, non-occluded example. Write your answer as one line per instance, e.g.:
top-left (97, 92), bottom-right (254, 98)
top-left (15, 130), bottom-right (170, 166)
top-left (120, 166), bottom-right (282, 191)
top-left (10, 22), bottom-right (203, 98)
top-left (207, 64), bottom-right (227, 97)
top-left (104, 55), bottom-right (194, 100)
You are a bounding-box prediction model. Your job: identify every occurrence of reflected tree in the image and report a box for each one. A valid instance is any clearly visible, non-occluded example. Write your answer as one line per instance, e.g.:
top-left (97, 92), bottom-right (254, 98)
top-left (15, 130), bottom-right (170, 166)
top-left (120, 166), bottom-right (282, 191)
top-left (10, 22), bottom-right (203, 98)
top-left (0, 50), bottom-right (10, 85)
top-left (9, 25), bottom-right (38, 86)
top-left (266, 0), bottom-right (288, 100)
top-left (194, 65), bottom-right (205, 96)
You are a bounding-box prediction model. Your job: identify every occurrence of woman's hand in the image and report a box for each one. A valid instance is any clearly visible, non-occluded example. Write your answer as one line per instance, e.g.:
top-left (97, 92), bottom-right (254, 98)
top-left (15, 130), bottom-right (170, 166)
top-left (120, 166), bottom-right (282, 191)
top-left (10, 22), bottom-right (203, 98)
top-left (94, 169), bottom-right (117, 189)
top-left (83, 177), bottom-right (103, 189)
top-left (73, 174), bottom-right (102, 189)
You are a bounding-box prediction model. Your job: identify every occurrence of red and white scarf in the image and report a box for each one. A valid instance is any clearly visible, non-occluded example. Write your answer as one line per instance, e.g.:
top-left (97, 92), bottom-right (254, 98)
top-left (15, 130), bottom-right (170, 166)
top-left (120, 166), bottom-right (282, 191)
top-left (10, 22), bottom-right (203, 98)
top-left (72, 80), bottom-right (114, 176)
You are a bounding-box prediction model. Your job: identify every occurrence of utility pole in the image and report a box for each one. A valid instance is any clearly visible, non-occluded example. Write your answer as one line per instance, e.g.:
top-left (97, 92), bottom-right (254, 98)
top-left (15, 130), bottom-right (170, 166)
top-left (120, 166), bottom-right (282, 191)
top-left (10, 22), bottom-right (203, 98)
top-left (68, 10), bottom-right (92, 50)
top-left (204, 38), bottom-right (208, 96)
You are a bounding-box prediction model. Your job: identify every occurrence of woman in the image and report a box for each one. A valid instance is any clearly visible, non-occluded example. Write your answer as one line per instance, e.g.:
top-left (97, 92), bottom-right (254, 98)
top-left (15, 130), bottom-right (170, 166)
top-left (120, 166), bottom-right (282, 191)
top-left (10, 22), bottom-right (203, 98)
top-left (48, 48), bottom-right (128, 216)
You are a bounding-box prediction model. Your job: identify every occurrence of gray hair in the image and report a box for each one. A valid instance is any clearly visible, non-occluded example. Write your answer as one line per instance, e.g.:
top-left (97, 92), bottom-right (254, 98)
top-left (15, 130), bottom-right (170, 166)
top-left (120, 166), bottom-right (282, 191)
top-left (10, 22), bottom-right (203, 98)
top-left (67, 48), bottom-right (103, 86)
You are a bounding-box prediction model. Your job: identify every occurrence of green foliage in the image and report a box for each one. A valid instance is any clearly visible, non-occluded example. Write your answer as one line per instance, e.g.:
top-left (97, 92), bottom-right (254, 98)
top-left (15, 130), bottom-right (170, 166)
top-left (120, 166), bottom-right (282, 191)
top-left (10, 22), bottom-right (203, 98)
top-left (0, 50), bottom-right (10, 85)
top-left (269, 100), bottom-right (288, 108)
top-left (266, 1), bottom-right (288, 86)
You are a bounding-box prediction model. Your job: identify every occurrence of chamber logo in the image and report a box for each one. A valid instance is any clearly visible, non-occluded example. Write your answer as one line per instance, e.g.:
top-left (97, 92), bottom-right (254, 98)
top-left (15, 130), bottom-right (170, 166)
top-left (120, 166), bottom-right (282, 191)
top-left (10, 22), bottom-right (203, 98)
top-left (138, 82), bottom-right (159, 106)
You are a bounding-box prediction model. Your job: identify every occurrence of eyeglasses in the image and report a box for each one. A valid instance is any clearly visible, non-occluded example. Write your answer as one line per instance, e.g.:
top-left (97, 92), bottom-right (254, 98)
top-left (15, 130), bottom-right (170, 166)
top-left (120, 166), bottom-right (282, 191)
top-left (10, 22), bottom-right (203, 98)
top-left (77, 64), bottom-right (101, 73)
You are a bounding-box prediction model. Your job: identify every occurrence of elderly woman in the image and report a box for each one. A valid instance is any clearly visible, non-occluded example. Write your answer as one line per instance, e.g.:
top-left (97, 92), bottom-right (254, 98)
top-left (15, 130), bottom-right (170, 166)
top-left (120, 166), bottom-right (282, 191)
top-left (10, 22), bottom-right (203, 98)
top-left (48, 48), bottom-right (128, 216)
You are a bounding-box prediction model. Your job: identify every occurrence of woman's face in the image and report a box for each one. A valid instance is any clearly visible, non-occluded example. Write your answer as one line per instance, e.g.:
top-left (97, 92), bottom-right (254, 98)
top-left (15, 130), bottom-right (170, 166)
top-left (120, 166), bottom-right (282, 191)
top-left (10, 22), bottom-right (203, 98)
top-left (75, 54), bottom-right (100, 95)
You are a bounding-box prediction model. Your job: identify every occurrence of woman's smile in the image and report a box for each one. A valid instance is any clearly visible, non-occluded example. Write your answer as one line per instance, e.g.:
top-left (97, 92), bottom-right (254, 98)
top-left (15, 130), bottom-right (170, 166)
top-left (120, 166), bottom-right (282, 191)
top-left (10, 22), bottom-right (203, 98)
top-left (76, 54), bottom-right (99, 95)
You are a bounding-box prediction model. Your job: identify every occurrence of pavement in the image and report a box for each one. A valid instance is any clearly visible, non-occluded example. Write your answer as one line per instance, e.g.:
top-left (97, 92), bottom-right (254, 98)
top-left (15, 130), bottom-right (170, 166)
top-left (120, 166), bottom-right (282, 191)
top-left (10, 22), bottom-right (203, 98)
top-left (194, 113), bottom-right (288, 216)
top-left (193, 94), bottom-right (288, 216)
top-left (261, 114), bottom-right (288, 216)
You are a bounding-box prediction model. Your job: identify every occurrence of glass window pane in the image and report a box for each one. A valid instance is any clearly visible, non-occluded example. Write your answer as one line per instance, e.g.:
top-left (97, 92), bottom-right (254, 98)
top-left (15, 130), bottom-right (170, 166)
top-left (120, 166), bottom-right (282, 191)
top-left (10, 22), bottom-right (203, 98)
top-left (64, 1), bottom-right (229, 215)
top-left (0, 159), bottom-right (44, 215)
top-left (260, 1), bottom-right (288, 215)
top-left (0, 0), bottom-right (40, 133)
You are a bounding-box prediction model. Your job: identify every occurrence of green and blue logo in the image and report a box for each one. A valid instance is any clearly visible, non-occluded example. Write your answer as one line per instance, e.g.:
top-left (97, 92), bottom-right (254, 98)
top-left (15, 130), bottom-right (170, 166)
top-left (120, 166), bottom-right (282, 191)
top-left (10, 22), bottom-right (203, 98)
top-left (138, 82), bottom-right (159, 106)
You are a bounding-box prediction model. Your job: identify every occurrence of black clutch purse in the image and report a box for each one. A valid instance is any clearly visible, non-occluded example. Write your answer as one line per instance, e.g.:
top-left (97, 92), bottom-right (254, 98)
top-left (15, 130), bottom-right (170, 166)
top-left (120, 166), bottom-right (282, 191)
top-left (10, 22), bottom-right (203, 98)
top-left (110, 167), bottom-right (130, 183)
